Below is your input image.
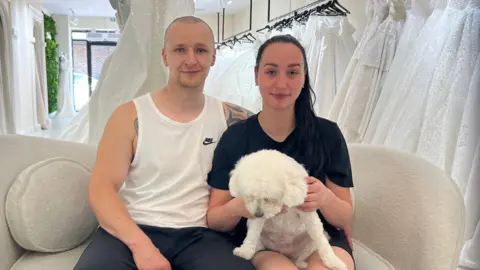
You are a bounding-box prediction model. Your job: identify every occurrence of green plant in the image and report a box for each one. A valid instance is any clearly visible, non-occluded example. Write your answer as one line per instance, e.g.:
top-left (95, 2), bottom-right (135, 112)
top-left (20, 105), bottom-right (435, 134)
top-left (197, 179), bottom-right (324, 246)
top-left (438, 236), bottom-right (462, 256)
top-left (43, 14), bottom-right (59, 113)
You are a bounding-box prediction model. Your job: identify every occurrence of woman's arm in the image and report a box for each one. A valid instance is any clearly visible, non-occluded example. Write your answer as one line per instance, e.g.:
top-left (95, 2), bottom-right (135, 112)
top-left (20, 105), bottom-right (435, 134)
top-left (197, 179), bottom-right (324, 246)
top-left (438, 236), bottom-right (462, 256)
top-left (298, 177), bottom-right (353, 230)
top-left (319, 178), bottom-right (353, 229)
top-left (207, 189), bottom-right (253, 232)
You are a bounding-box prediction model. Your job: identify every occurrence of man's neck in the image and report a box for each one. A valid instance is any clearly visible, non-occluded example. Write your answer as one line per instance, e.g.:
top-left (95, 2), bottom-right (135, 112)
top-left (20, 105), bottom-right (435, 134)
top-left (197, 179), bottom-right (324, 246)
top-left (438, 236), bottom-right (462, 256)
top-left (258, 107), bottom-right (296, 142)
top-left (152, 84), bottom-right (205, 123)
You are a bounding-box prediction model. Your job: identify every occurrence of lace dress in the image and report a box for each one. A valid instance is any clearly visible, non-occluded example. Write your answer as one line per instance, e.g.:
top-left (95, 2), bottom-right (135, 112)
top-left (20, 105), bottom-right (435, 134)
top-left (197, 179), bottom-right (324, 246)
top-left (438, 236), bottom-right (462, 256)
top-left (328, 0), bottom-right (405, 142)
top-left (363, 0), bottom-right (433, 143)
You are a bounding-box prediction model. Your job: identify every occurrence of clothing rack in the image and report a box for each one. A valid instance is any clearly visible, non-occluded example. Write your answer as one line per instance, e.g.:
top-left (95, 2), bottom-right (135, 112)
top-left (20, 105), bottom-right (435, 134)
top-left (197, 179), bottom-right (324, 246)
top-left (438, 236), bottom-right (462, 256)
top-left (259, 0), bottom-right (350, 33)
top-left (216, 0), bottom-right (349, 49)
top-left (216, 31), bottom-right (256, 50)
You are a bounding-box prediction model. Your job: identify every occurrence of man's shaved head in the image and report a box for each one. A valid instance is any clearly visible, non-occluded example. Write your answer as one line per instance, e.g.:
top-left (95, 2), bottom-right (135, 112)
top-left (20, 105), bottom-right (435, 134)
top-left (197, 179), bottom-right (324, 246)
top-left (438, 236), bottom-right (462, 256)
top-left (164, 16), bottom-right (215, 48)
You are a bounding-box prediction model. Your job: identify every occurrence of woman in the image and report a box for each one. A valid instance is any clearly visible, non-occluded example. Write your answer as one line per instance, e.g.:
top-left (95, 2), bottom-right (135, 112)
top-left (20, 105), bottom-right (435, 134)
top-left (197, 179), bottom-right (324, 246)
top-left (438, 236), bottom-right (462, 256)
top-left (207, 34), bottom-right (355, 270)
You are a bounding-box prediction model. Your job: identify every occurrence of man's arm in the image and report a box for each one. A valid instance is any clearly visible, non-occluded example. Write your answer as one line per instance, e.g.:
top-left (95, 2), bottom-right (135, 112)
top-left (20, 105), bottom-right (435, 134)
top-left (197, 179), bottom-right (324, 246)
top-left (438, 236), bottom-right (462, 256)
top-left (222, 102), bottom-right (255, 127)
top-left (88, 102), bottom-right (151, 251)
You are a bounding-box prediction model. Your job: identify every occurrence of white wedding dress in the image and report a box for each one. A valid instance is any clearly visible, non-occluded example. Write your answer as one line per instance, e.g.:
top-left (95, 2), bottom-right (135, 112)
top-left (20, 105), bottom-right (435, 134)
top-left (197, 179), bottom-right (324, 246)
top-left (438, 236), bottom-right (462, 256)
top-left (363, 0), bottom-right (433, 143)
top-left (363, 0), bottom-right (448, 145)
top-left (205, 41), bottom-right (262, 113)
top-left (304, 15), bottom-right (356, 118)
top-left (205, 16), bottom-right (356, 116)
top-left (361, 0), bottom-right (479, 267)
top-left (56, 0), bottom-right (195, 145)
top-left (381, 0), bottom-right (470, 151)
top-left (328, 0), bottom-right (405, 142)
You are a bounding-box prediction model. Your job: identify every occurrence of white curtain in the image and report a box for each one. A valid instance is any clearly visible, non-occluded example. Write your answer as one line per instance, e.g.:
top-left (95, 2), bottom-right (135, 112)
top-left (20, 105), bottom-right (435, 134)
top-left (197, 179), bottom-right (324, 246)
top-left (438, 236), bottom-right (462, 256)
top-left (33, 22), bottom-right (49, 129)
top-left (0, 0), bottom-right (15, 134)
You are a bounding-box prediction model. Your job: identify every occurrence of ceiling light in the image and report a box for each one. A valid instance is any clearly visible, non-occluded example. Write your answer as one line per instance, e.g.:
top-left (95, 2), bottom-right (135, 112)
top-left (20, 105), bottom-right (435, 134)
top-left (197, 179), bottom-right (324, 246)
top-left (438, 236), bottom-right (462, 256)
top-left (227, 0), bottom-right (232, 4)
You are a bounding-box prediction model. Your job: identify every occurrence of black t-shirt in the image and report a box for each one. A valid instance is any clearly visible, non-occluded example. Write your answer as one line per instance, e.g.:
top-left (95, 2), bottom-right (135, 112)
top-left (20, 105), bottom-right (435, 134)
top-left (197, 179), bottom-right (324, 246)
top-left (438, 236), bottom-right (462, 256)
top-left (207, 114), bottom-right (354, 245)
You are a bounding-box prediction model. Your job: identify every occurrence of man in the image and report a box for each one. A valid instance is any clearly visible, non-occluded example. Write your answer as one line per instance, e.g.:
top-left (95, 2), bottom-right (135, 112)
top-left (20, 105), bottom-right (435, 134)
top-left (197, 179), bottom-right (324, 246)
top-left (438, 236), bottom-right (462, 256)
top-left (74, 16), bottom-right (255, 270)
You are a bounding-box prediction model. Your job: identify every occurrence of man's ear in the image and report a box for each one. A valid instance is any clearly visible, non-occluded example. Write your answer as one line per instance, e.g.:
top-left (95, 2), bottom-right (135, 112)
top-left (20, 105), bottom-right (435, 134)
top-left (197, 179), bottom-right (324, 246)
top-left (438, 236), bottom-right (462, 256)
top-left (211, 48), bottom-right (216, 66)
top-left (162, 48), bottom-right (168, 66)
top-left (254, 66), bottom-right (258, 85)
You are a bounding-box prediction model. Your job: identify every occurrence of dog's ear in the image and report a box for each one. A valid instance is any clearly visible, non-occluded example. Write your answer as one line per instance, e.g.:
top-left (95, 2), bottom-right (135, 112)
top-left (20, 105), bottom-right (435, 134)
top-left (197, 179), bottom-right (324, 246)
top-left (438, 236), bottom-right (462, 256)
top-left (282, 177), bottom-right (308, 207)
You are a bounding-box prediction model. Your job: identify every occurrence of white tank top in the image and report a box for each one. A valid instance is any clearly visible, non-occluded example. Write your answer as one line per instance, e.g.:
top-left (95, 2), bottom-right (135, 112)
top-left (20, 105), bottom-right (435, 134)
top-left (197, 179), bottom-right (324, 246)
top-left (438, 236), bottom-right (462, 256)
top-left (119, 93), bottom-right (227, 228)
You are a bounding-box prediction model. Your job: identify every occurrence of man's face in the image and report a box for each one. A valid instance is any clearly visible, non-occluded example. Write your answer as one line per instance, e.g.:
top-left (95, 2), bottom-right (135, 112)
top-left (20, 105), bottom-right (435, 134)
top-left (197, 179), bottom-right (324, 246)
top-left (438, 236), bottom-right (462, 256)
top-left (162, 22), bottom-right (216, 89)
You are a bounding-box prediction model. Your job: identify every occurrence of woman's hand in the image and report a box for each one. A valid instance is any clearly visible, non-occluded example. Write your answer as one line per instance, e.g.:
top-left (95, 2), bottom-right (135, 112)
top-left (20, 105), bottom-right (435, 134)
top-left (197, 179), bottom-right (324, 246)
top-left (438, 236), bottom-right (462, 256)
top-left (297, 176), bottom-right (331, 212)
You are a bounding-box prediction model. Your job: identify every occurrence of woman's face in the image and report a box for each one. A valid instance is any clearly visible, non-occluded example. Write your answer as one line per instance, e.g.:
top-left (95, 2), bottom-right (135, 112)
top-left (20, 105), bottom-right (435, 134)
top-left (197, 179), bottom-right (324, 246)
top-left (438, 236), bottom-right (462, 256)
top-left (255, 43), bottom-right (305, 111)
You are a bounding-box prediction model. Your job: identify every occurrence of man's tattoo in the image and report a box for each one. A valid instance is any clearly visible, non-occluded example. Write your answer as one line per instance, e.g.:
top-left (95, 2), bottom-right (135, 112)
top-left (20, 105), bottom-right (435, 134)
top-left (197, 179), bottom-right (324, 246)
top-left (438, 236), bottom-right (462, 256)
top-left (223, 102), bottom-right (254, 127)
top-left (134, 118), bottom-right (139, 134)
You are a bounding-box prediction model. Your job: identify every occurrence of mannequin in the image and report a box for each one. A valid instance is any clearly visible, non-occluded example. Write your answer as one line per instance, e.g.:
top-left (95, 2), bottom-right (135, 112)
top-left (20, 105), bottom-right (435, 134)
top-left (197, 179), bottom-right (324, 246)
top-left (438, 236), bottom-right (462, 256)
top-left (57, 0), bottom-right (195, 144)
top-left (55, 53), bottom-right (76, 118)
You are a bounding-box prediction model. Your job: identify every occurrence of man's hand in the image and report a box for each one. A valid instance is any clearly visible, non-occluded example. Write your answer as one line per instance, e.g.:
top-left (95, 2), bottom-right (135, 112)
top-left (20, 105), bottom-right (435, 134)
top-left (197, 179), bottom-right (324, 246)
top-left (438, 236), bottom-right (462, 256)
top-left (131, 242), bottom-right (171, 270)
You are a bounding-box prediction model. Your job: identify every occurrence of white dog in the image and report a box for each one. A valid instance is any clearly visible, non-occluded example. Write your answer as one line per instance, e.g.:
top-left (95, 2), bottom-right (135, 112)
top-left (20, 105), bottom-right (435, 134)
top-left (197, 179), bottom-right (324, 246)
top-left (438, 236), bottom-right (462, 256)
top-left (229, 149), bottom-right (347, 270)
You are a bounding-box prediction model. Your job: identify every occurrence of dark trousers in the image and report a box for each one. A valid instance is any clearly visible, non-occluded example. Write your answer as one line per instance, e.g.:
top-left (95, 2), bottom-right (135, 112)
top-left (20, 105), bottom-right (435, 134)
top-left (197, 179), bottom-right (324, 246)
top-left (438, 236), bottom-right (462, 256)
top-left (74, 225), bottom-right (255, 270)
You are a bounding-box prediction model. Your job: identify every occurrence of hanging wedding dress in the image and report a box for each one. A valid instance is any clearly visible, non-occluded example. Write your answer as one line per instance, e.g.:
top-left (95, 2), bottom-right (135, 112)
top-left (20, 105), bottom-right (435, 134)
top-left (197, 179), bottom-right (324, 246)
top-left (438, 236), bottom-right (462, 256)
top-left (362, 0), bottom-right (433, 143)
top-left (205, 40), bottom-right (262, 113)
top-left (205, 15), bottom-right (357, 116)
top-left (362, 0), bottom-right (479, 267)
top-left (328, 0), bottom-right (406, 142)
top-left (56, 0), bottom-right (195, 145)
top-left (418, 1), bottom-right (479, 267)
top-left (456, 41), bottom-right (480, 270)
top-left (303, 15), bottom-right (356, 117)
top-left (364, 0), bottom-right (448, 145)
top-left (0, 0), bottom-right (15, 134)
top-left (204, 24), bottom-right (306, 114)
top-left (381, 0), bottom-right (470, 151)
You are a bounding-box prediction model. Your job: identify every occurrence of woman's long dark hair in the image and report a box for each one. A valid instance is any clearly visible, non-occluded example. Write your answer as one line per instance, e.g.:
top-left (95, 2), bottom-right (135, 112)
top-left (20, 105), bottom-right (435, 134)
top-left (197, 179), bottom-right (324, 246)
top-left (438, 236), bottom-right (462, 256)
top-left (255, 34), bottom-right (323, 168)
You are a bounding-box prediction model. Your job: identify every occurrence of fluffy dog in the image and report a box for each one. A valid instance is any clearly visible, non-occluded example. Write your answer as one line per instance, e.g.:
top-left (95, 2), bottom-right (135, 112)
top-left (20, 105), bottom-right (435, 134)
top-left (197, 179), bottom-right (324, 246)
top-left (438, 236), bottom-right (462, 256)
top-left (229, 149), bottom-right (347, 270)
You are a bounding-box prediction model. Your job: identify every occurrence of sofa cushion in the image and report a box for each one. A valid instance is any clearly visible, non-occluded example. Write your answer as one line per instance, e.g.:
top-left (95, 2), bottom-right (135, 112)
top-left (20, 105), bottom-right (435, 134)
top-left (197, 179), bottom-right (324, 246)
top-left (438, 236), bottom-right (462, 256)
top-left (9, 240), bottom-right (90, 270)
top-left (353, 239), bottom-right (395, 269)
top-left (5, 157), bottom-right (98, 253)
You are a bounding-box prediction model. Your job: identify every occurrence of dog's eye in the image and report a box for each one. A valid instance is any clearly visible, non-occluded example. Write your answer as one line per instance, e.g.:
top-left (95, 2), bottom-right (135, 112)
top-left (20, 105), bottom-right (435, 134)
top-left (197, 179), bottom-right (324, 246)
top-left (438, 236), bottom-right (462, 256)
top-left (264, 198), bottom-right (275, 204)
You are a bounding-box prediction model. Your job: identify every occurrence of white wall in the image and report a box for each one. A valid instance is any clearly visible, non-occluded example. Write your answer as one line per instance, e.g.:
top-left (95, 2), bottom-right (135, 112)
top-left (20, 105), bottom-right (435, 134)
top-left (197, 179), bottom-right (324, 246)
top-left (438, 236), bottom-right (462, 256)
top-left (196, 13), bottom-right (234, 43)
top-left (10, 0), bottom-right (44, 134)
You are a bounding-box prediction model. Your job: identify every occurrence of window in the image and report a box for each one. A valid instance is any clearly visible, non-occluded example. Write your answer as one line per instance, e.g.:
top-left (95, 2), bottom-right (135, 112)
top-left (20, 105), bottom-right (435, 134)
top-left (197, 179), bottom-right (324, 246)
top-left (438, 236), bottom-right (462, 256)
top-left (71, 31), bottom-right (117, 111)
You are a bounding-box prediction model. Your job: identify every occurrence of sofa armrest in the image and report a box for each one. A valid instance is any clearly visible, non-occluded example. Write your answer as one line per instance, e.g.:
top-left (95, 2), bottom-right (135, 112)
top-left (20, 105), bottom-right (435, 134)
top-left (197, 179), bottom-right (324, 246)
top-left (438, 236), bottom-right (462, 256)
top-left (0, 219), bottom-right (24, 270)
top-left (0, 135), bottom-right (97, 269)
top-left (348, 144), bottom-right (465, 270)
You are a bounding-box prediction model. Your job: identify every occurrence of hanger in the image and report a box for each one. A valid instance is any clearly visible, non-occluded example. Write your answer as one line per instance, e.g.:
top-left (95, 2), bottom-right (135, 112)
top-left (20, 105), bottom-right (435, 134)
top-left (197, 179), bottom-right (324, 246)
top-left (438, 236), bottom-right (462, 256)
top-left (332, 0), bottom-right (350, 14)
top-left (256, 24), bottom-right (271, 33)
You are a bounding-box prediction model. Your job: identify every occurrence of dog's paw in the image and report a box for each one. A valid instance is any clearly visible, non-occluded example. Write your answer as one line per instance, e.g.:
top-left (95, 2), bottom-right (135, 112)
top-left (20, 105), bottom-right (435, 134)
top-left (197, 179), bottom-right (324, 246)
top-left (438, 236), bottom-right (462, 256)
top-left (233, 247), bottom-right (256, 260)
top-left (294, 261), bottom-right (308, 269)
top-left (321, 254), bottom-right (347, 270)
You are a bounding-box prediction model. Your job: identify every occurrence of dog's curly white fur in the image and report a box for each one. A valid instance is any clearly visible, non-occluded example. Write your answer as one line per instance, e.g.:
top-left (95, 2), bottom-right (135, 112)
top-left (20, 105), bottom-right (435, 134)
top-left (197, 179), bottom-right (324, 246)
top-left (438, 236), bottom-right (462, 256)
top-left (229, 149), bottom-right (347, 270)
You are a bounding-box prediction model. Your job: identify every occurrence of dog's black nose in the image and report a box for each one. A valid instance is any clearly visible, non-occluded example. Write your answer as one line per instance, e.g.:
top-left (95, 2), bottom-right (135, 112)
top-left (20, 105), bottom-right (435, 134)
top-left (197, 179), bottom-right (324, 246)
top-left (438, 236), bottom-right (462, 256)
top-left (254, 211), bottom-right (264, 218)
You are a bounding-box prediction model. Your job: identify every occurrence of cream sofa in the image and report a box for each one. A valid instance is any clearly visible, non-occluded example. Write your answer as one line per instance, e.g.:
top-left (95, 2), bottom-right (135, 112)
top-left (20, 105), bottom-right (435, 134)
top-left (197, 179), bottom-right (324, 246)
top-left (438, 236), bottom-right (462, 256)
top-left (0, 135), bottom-right (465, 270)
